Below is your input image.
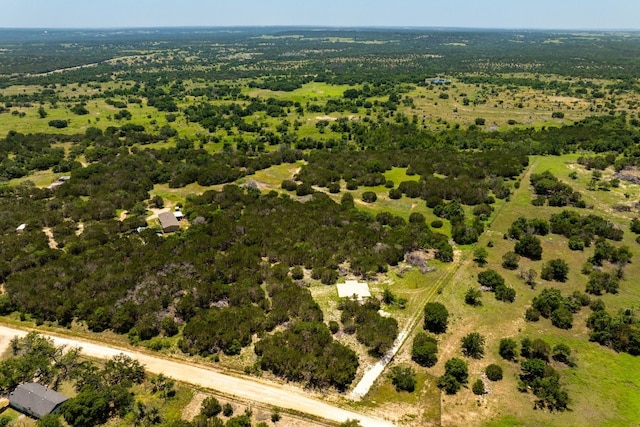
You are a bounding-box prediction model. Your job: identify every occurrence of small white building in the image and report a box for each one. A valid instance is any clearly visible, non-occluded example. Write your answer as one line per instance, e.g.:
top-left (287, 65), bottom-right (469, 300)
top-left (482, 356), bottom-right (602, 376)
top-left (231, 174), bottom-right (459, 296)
top-left (16, 224), bottom-right (26, 233)
top-left (337, 280), bottom-right (372, 301)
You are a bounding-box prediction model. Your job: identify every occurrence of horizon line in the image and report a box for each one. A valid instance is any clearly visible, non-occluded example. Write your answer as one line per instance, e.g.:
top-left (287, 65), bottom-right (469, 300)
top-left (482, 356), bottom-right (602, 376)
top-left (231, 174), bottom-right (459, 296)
top-left (0, 25), bottom-right (639, 32)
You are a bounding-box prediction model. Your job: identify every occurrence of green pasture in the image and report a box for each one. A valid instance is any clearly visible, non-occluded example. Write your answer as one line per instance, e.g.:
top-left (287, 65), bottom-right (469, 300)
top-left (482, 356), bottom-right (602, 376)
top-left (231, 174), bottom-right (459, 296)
top-left (431, 153), bottom-right (640, 426)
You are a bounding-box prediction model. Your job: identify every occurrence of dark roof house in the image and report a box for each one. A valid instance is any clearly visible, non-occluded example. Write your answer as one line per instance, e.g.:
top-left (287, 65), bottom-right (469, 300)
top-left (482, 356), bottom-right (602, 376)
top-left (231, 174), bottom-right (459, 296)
top-left (158, 211), bottom-right (180, 233)
top-left (9, 383), bottom-right (69, 419)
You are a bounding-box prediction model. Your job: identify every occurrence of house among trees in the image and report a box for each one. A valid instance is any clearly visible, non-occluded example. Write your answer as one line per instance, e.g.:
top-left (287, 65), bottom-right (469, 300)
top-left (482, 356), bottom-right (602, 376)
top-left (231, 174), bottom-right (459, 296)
top-left (337, 280), bottom-right (372, 301)
top-left (9, 383), bottom-right (69, 419)
top-left (15, 223), bottom-right (26, 233)
top-left (427, 78), bottom-right (451, 85)
top-left (158, 211), bottom-right (180, 233)
top-left (46, 176), bottom-right (71, 190)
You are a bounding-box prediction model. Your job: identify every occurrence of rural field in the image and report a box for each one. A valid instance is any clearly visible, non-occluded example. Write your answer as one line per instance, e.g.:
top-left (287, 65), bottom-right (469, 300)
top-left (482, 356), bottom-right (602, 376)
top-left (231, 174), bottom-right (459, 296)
top-left (0, 27), bottom-right (639, 427)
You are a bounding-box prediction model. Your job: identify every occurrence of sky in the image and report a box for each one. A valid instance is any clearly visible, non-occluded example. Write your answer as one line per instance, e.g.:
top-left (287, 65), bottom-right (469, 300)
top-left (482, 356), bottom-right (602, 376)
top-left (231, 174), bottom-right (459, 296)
top-left (0, 0), bottom-right (638, 30)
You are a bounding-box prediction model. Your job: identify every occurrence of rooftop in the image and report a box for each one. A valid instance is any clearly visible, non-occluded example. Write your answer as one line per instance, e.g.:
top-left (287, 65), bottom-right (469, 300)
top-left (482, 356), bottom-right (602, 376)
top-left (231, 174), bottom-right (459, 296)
top-left (9, 383), bottom-right (68, 419)
top-left (337, 280), bottom-right (372, 300)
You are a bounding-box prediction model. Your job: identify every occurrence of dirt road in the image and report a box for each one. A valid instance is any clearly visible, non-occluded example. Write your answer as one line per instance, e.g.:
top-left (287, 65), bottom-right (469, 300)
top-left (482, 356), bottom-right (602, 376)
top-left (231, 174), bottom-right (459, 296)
top-left (0, 325), bottom-right (394, 427)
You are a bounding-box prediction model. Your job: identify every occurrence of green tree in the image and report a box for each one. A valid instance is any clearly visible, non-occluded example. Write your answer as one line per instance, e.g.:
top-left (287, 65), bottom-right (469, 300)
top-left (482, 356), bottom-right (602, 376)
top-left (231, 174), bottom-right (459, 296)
top-left (362, 191), bottom-right (377, 203)
top-left (473, 247), bottom-right (488, 266)
top-left (437, 373), bottom-right (461, 395)
top-left (222, 403), bottom-right (234, 417)
top-left (541, 259), bottom-right (569, 282)
top-left (499, 338), bottom-right (518, 361)
top-left (464, 287), bottom-right (482, 306)
top-left (551, 307), bottom-right (574, 329)
top-left (151, 373), bottom-right (175, 399)
top-left (444, 358), bottom-right (468, 384)
top-left (552, 343), bottom-right (574, 366)
top-left (477, 269), bottom-right (505, 291)
top-left (62, 387), bottom-right (111, 426)
top-left (201, 396), bottom-right (222, 418)
top-left (530, 338), bottom-right (551, 361)
top-left (502, 251), bottom-right (520, 270)
top-left (438, 358), bottom-right (468, 394)
top-left (37, 414), bottom-right (62, 427)
top-left (411, 332), bottom-right (438, 367)
top-left (515, 234), bottom-right (543, 260)
top-left (423, 302), bottom-right (449, 334)
top-left (271, 408), bottom-right (281, 423)
top-left (388, 365), bottom-right (417, 392)
top-left (461, 332), bottom-right (485, 359)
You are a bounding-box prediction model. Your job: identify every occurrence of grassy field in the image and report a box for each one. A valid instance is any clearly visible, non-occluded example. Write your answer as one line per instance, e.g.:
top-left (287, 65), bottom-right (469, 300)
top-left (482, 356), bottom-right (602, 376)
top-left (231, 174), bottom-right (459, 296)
top-left (2, 74), bottom-right (630, 145)
top-left (424, 154), bottom-right (640, 427)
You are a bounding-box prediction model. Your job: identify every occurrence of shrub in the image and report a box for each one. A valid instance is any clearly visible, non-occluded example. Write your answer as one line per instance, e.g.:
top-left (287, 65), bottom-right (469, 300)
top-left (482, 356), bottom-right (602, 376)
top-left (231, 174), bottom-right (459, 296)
top-left (362, 191), bottom-right (377, 203)
top-left (568, 236), bottom-right (585, 251)
top-left (485, 364), bottom-right (503, 381)
top-left (281, 180), bottom-right (297, 191)
top-left (552, 343), bottom-right (573, 366)
top-left (346, 180), bottom-right (358, 190)
top-left (409, 212), bottom-right (425, 224)
top-left (551, 307), bottom-right (573, 329)
top-left (430, 220), bottom-right (443, 228)
top-left (388, 188), bottom-right (402, 199)
top-left (472, 379), bottom-right (485, 395)
top-left (501, 251), bottom-right (520, 270)
top-left (541, 259), bottom-right (569, 282)
top-left (495, 285), bottom-right (516, 303)
top-left (291, 266), bottom-right (304, 280)
top-left (328, 320), bottom-right (340, 334)
top-left (530, 338), bottom-right (551, 361)
top-left (525, 307), bottom-right (541, 322)
top-left (48, 119), bottom-right (68, 129)
top-left (438, 358), bottom-right (468, 394)
top-left (200, 396), bottom-right (222, 418)
top-left (388, 365), bottom-right (417, 392)
top-left (328, 182), bottom-right (341, 193)
top-left (222, 403), bottom-right (233, 417)
top-left (499, 338), bottom-right (518, 361)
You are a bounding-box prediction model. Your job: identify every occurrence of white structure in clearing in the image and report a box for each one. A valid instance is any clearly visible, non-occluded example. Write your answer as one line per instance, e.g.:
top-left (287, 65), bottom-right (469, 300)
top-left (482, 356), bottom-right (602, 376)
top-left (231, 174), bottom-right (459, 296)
top-left (337, 280), bottom-right (371, 301)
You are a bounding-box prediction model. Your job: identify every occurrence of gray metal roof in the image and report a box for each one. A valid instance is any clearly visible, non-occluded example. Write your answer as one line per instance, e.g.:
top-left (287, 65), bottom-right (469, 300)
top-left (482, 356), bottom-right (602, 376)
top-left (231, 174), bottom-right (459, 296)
top-left (158, 211), bottom-right (180, 229)
top-left (9, 382), bottom-right (68, 419)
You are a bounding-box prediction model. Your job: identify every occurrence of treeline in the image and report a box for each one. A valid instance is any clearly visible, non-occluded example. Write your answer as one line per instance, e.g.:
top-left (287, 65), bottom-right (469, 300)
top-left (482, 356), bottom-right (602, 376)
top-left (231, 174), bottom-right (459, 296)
top-left (296, 148), bottom-right (527, 203)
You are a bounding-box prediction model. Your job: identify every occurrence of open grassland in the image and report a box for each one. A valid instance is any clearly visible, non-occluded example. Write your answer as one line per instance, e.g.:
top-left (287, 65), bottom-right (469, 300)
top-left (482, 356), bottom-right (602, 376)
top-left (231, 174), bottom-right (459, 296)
top-left (2, 75), bottom-right (633, 143)
top-left (428, 154), bottom-right (640, 426)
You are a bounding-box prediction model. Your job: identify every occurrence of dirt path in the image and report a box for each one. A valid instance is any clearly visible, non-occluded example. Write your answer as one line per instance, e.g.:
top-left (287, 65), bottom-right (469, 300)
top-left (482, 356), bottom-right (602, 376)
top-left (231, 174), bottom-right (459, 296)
top-left (0, 325), bottom-right (394, 427)
top-left (350, 249), bottom-right (463, 399)
top-left (42, 227), bottom-right (58, 249)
